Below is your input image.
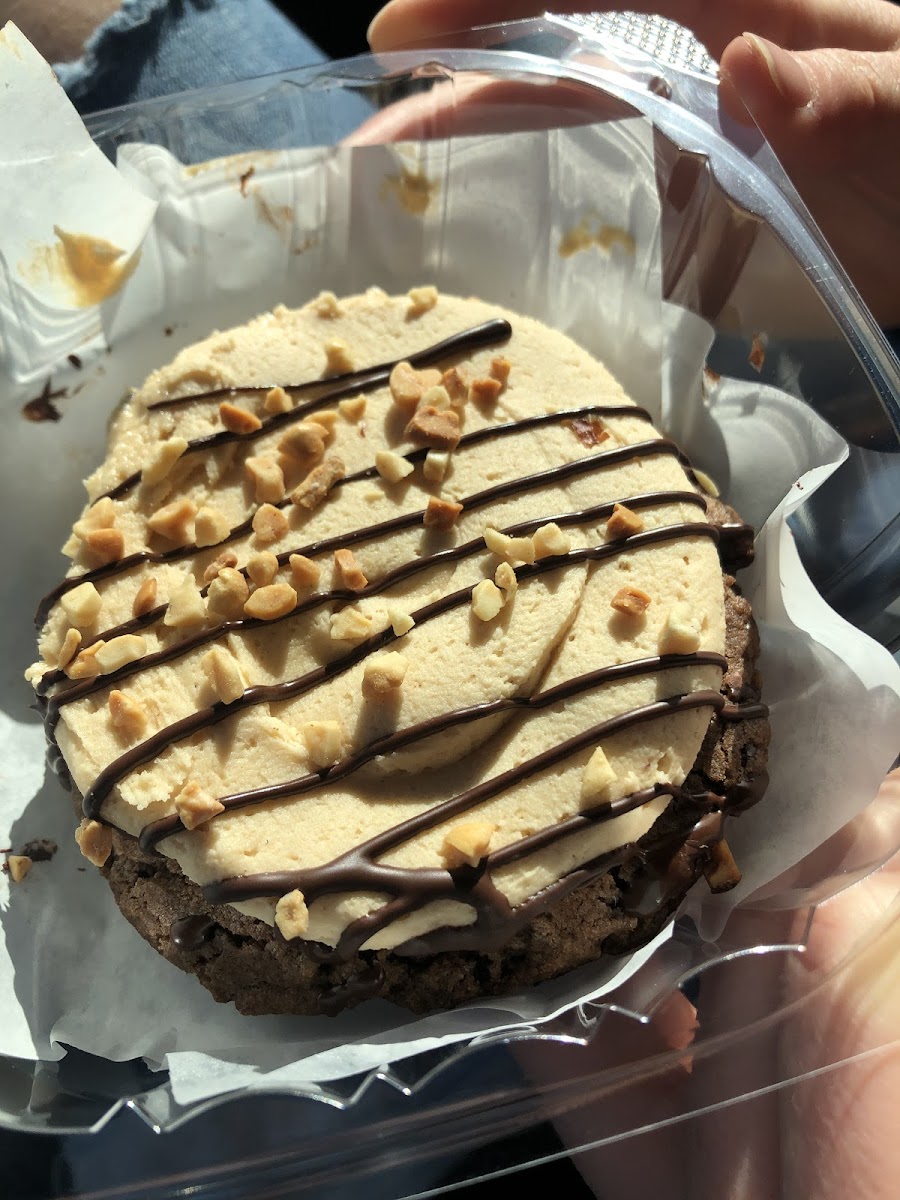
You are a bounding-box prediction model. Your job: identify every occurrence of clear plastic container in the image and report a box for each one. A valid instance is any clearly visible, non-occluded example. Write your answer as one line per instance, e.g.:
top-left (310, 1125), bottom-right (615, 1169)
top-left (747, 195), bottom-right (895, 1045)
top-left (1, 16), bottom-right (898, 1198)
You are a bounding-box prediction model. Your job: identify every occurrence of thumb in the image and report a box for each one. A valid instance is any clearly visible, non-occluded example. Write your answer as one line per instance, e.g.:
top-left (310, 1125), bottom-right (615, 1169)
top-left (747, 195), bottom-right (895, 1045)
top-left (720, 34), bottom-right (900, 170)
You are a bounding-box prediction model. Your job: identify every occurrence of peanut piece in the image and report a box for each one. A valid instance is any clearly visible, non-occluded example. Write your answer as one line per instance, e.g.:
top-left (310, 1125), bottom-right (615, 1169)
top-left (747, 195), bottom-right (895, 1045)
top-left (203, 550), bottom-right (239, 582)
top-left (484, 527), bottom-right (535, 564)
top-left (247, 551), bottom-right (279, 587)
top-left (194, 505), bottom-right (232, 547)
top-left (659, 602), bottom-right (702, 653)
top-left (420, 384), bottom-right (452, 411)
top-left (611, 586), bottom-right (652, 617)
top-left (72, 496), bottom-right (116, 537)
top-left (362, 651), bottom-right (408, 698)
top-left (490, 355), bottom-right (511, 384)
top-left (245, 455), bottom-right (286, 504)
top-left (143, 437), bottom-right (188, 485)
top-left (330, 606), bottom-right (373, 641)
top-left (83, 527), bottom-right (125, 563)
top-left (407, 284), bottom-right (438, 315)
top-left (56, 628), bottom-right (82, 669)
top-left (148, 498), bottom-right (197, 544)
top-left (693, 468), bottom-right (720, 498)
top-left (703, 839), bottom-right (742, 893)
top-left (206, 567), bottom-right (250, 620)
top-left (164, 578), bottom-right (206, 628)
top-left (339, 395), bottom-right (367, 422)
top-left (289, 554), bottom-right (321, 590)
top-left (219, 401), bottom-right (262, 434)
top-left (244, 582), bottom-right (297, 621)
top-left (6, 855), bottom-right (32, 883)
top-left (132, 577), bottom-right (158, 618)
top-left (404, 406), bottom-right (461, 450)
top-left (290, 455), bottom-right (344, 510)
top-left (387, 606), bottom-right (414, 637)
top-left (94, 634), bottom-right (147, 674)
top-left (375, 450), bottom-right (415, 484)
top-left (264, 385), bottom-right (293, 414)
top-left (389, 361), bottom-right (424, 413)
top-left (468, 377), bottom-right (502, 405)
top-left (334, 549), bottom-right (368, 591)
top-left (494, 561), bottom-right (517, 600)
top-left (202, 645), bottom-right (245, 704)
top-left (606, 503), bottom-right (645, 540)
top-left (66, 642), bottom-right (106, 680)
top-left (424, 497), bottom-right (463, 530)
top-left (472, 579), bottom-right (504, 622)
top-left (278, 422), bottom-right (326, 462)
top-left (324, 338), bottom-right (353, 375)
top-left (440, 366), bottom-right (469, 404)
top-left (533, 522), bottom-right (571, 558)
top-left (441, 821), bottom-right (493, 869)
top-left (300, 720), bottom-right (345, 767)
top-left (423, 450), bottom-right (450, 481)
top-left (108, 689), bottom-right (146, 736)
top-left (60, 581), bottom-right (102, 627)
top-left (581, 747), bottom-right (617, 801)
top-left (275, 889), bottom-right (310, 939)
top-left (75, 818), bottom-right (112, 867)
top-left (175, 781), bottom-right (225, 830)
top-left (252, 503), bottom-right (289, 543)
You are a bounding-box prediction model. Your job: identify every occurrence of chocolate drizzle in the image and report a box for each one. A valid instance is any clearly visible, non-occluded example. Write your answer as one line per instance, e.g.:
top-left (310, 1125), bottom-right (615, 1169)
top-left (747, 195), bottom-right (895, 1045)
top-left (34, 314), bottom-right (770, 976)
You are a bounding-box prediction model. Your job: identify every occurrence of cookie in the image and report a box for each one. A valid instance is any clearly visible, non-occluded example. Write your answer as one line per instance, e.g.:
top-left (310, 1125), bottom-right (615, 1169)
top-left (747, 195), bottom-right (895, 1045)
top-left (30, 288), bottom-right (768, 1014)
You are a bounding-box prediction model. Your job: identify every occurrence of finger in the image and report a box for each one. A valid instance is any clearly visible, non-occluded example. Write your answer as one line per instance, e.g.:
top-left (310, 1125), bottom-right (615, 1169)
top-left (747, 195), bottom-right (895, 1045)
top-left (720, 36), bottom-right (900, 170)
top-left (368, 0), bottom-right (900, 57)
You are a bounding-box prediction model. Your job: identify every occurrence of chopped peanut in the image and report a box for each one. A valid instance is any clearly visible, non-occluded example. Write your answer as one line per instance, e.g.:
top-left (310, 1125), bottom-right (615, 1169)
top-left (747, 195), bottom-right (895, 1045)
top-left (275, 889), bottom-right (309, 939)
top-left (247, 551), bottom-right (278, 587)
top-left (490, 355), bottom-right (511, 384)
top-left (75, 818), bottom-right (112, 867)
top-left (362, 651), bottom-right (408, 698)
top-left (472, 579), bottom-right (504, 622)
top-left (60, 581), bottom-right (102, 627)
top-left (484, 527), bottom-right (535, 564)
top-left (132, 577), bottom-right (159, 618)
top-left (147, 498), bottom-right (197, 544)
top-left (334, 549), bottom-right (368, 591)
top-left (278, 422), bottom-right (327, 462)
top-left (203, 645), bottom-right (245, 704)
top-left (423, 450), bottom-right (450, 481)
top-left (56, 628), bottom-right (82, 669)
top-left (407, 284), bottom-right (438, 315)
top-left (219, 401), bottom-right (262, 434)
top-left (203, 550), bottom-right (239, 582)
top-left (494, 561), bottom-right (517, 600)
top-left (66, 642), bottom-right (105, 680)
top-left (611, 586), bottom-right (652, 617)
top-left (143, 437), bottom-right (188, 485)
top-left (312, 290), bottom-right (340, 318)
top-left (264, 386), bottom-right (293, 414)
top-left (175, 781), bottom-right (225, 830)
top-left (659, 602), bottom-right (702, 653)
top-left (206, 567), bottom-right (249, 620)
top-left (194, 505), bottom-right (231, 547)
top-left (389, 361), bottom-right (424, 413)
top-left (387, 606), bottom-right (414, 636)
top-left (533, 522), bottom-right (571, 558)
top-left (6, 855), bottom-right (32, 883)
top-left (606, 503), bottom-right (645, 539)
top-left (83, 527), bottom-right (125, 563)
top-left (73, 496), bottom-right (115, 537)
top-left (693, 468), bottom-right (720, 498)
top-left (339, 395), bottom-right (366, 422)
top-left (418, 368), bottom-right (443, 389)
top-left (245, 455), bottom-right (285, 504)
top-left (95, 634), bottom-right (146, 674)
top-left (164, 579), bottom-right (206, 628)
top-left (404, 406), bottom-right (461, 450)
top-left (703, 839), bottom-right (742, 893)
top-left (581, 746), bottom-right (617, 801)
top-left (468, 377), bottom-right (502, 406)
top-left (252, 503), bottom-right (289, 543)
top-left (108, 689), bottom-right (146, 736)
top-left (289, 554), bottom-right (321, 590)
top-left (330, 606), bottom-right (373, 641)
top-left (424, 497), bottom-right (463, 530)
top-left (324, 338), bottom-right (353, 375)
top-left (440, 366), bottom-right (469, 404)
top-left (290, 455), bottom-right (344, 510)
top-left (420, 383), bottom-right (452, 411)
top-left (313, 409), bottom-right (338, 432)
top-left (375, 450), bottom-right (415, 484)
top-left (244, 582), bottom-right (297, 621)
top-left (300, 720), bottom-right (345, 767)
top-left (441, 821), bottom-right (493, 869)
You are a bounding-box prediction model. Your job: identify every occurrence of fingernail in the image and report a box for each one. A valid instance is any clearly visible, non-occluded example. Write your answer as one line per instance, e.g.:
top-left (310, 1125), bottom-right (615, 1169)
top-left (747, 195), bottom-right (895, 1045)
top-left (742, 32), bottom-right (811, 107)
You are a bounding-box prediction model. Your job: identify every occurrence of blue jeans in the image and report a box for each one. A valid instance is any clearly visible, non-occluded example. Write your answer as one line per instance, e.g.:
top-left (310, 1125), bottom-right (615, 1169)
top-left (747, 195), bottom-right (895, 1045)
top-left (56, 0), bottom-right (330, 114)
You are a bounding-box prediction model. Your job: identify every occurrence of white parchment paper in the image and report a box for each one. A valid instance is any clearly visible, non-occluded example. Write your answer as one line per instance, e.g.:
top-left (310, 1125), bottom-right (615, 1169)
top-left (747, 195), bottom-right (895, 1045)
top-left (1, 41), bottom-right (898, 1107)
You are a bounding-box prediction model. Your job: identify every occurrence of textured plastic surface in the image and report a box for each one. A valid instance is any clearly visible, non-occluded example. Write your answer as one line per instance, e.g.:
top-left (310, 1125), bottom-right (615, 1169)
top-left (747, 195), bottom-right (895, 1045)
top-left (1, 15), bottom-right (899, 1198)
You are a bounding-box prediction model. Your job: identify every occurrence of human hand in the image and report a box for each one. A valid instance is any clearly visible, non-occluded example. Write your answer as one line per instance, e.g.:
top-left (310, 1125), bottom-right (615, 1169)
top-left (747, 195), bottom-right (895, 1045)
top-left (368, 0), bottom-right (900, 327)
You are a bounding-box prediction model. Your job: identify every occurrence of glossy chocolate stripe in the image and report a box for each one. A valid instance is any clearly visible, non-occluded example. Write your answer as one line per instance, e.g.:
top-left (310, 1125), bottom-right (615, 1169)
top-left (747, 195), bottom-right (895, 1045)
top-left (146, 319), bottom-right (512, 411)
top-left (139, 651), bottom-right (727, 849)
top-left (45, 488), bottom-right (705, 709)
top-left (34, 403), bottom-right (654, 628)
top-left (80, 523), bottom-right (719, 818)
top-left (202, 690), bottom-right (724, 918)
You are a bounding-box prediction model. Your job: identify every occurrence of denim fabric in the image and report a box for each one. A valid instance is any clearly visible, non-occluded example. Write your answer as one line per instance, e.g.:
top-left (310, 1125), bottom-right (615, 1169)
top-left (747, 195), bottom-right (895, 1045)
top-left (54, 0), bottom-right (329, 114)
